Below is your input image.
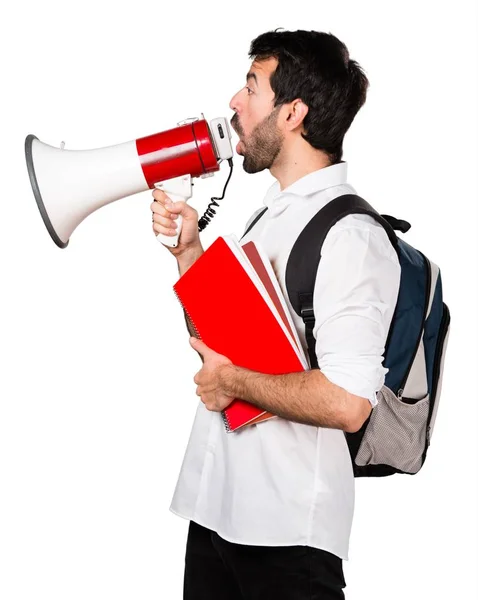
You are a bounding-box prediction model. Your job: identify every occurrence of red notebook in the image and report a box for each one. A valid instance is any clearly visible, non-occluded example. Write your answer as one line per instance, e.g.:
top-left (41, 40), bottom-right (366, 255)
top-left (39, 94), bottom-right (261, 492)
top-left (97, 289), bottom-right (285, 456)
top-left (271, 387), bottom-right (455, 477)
top-left (173, 235), bottom-right (308, 432)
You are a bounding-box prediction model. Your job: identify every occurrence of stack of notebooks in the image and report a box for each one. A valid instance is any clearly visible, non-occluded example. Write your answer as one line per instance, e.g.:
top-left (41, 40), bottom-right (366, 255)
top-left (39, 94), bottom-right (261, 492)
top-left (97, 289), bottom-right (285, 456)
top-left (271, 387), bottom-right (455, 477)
top-left (173, 234), bottom-right (310, 432)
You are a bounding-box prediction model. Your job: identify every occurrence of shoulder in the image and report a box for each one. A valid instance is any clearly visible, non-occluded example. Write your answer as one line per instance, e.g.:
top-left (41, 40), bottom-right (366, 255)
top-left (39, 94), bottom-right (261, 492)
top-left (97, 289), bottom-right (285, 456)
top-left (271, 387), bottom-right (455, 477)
top-left (323, 213), bottom-right (399, 264)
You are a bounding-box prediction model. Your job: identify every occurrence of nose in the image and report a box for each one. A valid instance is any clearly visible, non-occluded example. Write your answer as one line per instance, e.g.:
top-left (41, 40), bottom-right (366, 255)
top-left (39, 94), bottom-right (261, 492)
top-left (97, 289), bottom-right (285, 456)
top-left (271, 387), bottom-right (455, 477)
top-left (229, 89), bottom-right (242, 113)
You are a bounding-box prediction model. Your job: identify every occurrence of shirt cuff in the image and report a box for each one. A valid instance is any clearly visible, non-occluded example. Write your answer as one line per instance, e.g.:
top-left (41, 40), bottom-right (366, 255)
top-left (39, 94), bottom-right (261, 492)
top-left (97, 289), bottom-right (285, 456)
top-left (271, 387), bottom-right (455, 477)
top-left (320, 366), bottom-right (381, 409)
top-left (368, 390), bottom-right (379, 408)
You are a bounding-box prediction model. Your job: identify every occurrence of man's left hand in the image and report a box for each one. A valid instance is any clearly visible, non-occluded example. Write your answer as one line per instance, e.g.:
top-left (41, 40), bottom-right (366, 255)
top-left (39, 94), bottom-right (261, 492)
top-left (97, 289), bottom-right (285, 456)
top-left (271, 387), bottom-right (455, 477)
top-left (190, 337), bottom-right (236, 412)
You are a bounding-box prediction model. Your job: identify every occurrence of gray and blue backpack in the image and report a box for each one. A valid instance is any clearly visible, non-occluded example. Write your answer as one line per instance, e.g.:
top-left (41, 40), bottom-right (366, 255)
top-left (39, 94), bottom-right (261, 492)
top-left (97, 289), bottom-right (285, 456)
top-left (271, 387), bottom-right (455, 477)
top-left (241, 194), bottom-right (450, 477)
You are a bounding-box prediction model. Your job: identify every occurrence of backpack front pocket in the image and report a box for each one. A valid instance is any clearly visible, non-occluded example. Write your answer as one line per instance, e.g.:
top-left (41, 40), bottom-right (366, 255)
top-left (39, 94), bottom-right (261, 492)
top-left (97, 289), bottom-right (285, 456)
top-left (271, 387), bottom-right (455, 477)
top-left (355, 386), bottom-right (430, 474)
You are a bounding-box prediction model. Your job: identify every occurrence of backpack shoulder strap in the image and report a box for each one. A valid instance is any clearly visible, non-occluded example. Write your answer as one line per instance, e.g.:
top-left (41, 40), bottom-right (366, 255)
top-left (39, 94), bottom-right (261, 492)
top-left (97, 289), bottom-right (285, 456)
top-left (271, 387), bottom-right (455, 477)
top-left (285, 194), bottom-right (399, 369)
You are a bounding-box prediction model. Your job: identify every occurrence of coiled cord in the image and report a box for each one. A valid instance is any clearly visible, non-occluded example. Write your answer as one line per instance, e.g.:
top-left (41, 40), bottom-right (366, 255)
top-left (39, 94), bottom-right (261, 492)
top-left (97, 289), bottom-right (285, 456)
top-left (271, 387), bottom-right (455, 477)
top-left (198, 158), bottom-right (234, 232)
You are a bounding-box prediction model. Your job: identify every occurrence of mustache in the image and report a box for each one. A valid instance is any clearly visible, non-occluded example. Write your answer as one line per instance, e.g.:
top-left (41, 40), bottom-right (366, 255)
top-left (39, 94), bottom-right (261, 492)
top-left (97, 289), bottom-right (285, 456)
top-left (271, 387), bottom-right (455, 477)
top-left (230, 113), bottom-right (244, 138)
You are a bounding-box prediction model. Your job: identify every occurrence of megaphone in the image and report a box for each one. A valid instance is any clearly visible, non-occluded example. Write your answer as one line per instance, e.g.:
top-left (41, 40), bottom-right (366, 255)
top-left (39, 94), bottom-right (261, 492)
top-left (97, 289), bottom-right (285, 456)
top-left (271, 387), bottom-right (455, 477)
top-left (25, 115), bottom-right (234, 249)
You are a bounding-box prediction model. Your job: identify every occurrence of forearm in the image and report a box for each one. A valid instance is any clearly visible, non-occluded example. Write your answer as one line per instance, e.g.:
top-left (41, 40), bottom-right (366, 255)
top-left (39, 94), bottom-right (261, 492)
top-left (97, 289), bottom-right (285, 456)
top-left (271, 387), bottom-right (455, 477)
top-left (183, 312), bottom-right (197, 339)
top-left (220, 365), bottom-right (365, 432)
top-left (177, 245), bottom-right (204, 277)
top-left (177, 246), bottom-right (205, 355)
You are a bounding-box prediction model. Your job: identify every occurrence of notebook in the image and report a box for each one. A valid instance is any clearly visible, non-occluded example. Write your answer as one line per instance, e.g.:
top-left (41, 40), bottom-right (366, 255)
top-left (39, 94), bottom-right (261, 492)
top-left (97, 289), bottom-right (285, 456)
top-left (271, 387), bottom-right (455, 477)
top-left (240, 240), bottom-right (303, 354)
top-left (173, 234), bottom-right (309, 432)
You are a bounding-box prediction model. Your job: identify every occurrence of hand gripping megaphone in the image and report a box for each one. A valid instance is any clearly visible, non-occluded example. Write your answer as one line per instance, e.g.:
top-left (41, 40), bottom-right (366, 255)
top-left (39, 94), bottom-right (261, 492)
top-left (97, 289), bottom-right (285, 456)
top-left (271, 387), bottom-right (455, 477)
top-left (24, 115), bottom-right (234, 248)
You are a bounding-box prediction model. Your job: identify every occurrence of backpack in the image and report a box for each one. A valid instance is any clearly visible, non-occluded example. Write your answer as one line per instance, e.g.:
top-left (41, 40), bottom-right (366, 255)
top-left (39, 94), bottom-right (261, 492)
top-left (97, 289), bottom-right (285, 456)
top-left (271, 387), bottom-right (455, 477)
top-left (241, 194), bottom-right (450, 477)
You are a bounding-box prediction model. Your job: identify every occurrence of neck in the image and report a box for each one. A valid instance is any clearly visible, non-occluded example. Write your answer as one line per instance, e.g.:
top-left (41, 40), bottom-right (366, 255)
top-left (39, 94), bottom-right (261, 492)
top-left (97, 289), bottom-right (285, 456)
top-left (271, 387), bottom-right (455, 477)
top-left (270, 139), bottom-right (332, 191)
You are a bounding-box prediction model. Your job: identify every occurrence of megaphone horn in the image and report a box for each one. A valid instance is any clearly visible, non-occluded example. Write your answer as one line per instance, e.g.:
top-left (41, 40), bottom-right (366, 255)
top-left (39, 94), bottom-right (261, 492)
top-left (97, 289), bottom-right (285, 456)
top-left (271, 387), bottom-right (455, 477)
top-left (25, 116), bottom-right (233, 248)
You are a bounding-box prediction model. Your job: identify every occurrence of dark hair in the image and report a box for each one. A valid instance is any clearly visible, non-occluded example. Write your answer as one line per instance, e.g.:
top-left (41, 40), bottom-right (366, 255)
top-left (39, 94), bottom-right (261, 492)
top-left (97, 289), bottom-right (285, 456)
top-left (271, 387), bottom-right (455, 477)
top-left (249, 29), bottom-right (369, 164)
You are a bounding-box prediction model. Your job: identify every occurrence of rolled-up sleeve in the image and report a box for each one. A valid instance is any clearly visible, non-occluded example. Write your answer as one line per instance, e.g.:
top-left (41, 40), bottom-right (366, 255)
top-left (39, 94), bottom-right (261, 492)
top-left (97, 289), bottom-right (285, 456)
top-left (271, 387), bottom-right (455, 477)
top-left (312, 217), bottom-right (401, 407)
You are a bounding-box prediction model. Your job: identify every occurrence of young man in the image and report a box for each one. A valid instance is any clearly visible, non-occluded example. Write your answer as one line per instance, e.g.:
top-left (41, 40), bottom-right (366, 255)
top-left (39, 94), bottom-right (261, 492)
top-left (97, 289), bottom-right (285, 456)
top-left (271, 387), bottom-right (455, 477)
top-left (151, 29), bottom-right (401, 600)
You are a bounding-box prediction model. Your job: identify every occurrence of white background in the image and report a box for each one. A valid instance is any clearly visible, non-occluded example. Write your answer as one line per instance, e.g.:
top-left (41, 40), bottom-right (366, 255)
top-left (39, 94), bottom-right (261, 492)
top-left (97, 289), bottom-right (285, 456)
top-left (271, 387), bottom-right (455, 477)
top-left (1, 1), bottom-right (477, 598)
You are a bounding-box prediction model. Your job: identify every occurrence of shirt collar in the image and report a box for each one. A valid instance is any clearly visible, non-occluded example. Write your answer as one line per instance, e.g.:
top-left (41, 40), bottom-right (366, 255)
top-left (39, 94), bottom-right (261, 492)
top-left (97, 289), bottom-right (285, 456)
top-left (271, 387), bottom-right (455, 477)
top-left (263, 162), bottom-right (348, 209)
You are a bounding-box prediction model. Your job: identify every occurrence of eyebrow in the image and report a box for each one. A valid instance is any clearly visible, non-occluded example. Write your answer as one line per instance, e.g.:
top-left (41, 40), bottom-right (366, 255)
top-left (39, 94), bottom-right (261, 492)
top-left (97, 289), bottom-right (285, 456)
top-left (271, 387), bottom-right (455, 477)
top-left (246, 72), bottom-right (258, 86)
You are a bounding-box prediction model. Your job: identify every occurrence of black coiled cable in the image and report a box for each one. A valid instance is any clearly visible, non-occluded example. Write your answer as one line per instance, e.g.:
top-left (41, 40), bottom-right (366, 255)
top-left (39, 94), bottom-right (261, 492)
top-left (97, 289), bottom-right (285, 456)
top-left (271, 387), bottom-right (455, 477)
top-left (198, 158), bottom-right (234, 232)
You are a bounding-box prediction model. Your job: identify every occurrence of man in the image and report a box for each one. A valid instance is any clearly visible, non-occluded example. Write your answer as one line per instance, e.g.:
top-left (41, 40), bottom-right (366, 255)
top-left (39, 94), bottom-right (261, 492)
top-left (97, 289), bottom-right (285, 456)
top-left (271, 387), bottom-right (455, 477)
top-left (151, 29), bottom-right (401, 600)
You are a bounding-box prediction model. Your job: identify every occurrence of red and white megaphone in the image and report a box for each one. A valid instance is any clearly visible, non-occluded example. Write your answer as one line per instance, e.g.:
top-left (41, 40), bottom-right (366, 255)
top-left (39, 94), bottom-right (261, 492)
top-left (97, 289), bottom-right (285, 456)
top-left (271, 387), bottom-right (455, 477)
top-left (25, 115), bottom-right (234, 248)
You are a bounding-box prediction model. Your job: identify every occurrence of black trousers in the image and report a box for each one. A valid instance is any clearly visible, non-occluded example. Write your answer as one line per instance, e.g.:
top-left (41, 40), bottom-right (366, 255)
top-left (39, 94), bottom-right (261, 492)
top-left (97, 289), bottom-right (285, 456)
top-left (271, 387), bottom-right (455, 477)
top-left (183, 520), bottom-right (346, 600)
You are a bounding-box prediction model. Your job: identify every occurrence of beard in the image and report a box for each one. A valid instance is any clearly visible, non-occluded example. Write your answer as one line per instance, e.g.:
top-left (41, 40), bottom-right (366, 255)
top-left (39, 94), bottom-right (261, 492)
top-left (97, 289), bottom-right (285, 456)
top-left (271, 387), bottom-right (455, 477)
top-left (232, 106), bottom-right (284, 174)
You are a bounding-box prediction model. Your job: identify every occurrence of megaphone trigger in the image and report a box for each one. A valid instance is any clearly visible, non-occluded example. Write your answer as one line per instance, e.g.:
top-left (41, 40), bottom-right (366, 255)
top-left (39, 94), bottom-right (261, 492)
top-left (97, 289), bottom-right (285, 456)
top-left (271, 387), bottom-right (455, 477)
top-left (154, 175), bottom-right (192, 248)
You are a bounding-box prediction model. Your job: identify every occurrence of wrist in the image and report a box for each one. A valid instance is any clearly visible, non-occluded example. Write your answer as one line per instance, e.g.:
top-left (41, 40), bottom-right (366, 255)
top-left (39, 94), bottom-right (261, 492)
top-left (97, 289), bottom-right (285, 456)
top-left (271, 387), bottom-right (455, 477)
top-left (177, 245), bottom-right (204, 275)
top-left (218, 363), bottom-right (241, 397)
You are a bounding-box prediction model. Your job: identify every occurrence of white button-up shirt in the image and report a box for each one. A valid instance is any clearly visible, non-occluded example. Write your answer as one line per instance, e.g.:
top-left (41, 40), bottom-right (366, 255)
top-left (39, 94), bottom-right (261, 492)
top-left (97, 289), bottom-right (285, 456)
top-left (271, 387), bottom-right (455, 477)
top-left (170, 162), bottom-right (401, 560)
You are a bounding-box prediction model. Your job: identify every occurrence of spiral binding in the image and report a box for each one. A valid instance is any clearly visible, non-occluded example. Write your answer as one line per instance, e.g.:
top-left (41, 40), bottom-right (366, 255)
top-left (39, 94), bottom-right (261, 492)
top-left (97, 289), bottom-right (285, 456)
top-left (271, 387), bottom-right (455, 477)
top-left (198, 158), bottom-right (234, 232)
top-left (172, 288), bottom-right (201, 340)
top-left (222, 411), bottom-right (233, 433)
top-left (173, 286), bottom-right (234, 433)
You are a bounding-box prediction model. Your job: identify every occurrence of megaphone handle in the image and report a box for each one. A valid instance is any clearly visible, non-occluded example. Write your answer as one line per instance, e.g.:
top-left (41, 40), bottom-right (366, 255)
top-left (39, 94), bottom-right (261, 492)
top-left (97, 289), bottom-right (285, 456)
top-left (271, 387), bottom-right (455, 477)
top-left (156, 193), bottom-right (187, 248)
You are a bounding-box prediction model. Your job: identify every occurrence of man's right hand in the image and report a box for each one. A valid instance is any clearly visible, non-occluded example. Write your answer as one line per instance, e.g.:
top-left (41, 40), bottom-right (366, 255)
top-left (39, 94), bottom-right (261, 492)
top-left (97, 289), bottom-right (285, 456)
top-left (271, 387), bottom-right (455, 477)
top-left (151, 189), bottom-right (202, 258)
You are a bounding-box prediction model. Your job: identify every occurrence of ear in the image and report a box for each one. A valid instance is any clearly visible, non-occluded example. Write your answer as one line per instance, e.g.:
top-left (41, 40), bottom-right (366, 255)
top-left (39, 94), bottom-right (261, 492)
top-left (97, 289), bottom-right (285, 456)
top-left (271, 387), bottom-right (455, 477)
top-left (284, 99), bottom-right (309, 132)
